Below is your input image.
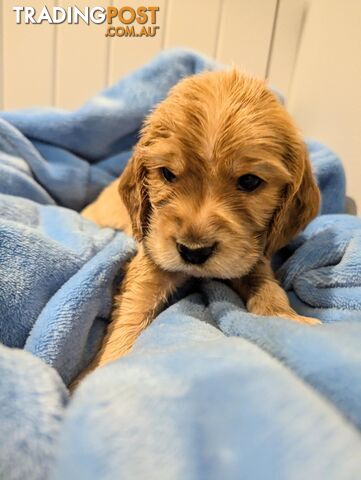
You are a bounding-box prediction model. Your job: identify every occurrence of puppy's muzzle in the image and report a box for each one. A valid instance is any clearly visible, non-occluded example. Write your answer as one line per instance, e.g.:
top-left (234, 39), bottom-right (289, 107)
top-left (176, 242), bottom-right (215, 265)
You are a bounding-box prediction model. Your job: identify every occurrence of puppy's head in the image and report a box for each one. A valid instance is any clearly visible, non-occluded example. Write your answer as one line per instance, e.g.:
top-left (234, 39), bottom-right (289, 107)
top-left (119, 69), bottom-right (320, 279)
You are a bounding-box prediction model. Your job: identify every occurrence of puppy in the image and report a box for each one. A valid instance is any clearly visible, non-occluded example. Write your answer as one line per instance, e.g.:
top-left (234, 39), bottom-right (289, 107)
top-left (80, 68), bottom-right (321, 378)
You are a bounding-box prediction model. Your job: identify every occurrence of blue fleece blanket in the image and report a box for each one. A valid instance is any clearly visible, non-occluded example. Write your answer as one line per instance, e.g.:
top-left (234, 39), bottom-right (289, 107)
top-left (1, 49), bottom-right (361, 480)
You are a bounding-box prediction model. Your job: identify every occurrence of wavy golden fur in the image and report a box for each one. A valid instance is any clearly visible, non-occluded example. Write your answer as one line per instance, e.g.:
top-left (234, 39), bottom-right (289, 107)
top-left (76, 68), bottom-right (321, 384)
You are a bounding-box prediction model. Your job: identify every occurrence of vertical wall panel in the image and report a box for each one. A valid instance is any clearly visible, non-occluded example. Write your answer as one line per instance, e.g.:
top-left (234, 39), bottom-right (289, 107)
top-left (216, 0), bottom-right (277, 77)
top-left (108, 0), bottom-right (167, 84)
top-left (288, 0), bottom-right (361, 209)
top-left (3, 0), bottom-right (55, 109)
top-left (0, 0), bottom-right (3, 110)
top-left (267, 0), bottom-right (307, 98)
top-left (164, 0), bottom-right (221, 57)
top-left (55, 0), bottom-right (110, 110)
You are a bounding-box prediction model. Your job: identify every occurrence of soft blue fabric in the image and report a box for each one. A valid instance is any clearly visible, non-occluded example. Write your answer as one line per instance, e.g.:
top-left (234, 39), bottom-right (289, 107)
top-left (55, 296), bottom-right (361, 480)
top-left (0, 49), bottom-right (360, 480)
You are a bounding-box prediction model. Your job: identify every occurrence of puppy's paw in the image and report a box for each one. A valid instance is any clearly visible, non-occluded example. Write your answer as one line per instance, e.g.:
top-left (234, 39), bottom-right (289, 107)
top-left (278, 312), bottom-right (322, 326)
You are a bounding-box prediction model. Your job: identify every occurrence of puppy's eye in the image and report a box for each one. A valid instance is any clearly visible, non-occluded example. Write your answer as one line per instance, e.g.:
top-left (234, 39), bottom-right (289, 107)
top-left (161, 167), bottom-right (176, 183)
top-left (237, 174), bottom-right (263, 192)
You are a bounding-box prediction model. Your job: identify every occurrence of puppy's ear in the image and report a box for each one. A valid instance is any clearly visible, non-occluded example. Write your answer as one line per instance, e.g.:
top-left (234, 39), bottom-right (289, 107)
top-left (265, 142), bottom-right (320, 256)
top-left (118, 151), bottom-right (150, 241)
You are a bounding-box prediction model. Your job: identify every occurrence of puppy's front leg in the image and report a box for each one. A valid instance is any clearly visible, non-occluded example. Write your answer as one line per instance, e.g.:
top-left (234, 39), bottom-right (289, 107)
top-left (88, 245), bottom-right (185, 370)
top-left (230, 258), bottom-right (321, 325)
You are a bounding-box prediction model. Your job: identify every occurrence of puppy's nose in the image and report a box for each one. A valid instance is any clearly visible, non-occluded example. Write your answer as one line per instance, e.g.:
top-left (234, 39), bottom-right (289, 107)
top-left (176, 242), bottom-right (215, 265)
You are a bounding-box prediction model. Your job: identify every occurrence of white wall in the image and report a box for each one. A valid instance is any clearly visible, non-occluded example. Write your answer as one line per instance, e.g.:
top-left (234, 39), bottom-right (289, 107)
top-left (287, 0), bottom-right (361, 211)
top-left (0, 0), bottom-right (279, 110)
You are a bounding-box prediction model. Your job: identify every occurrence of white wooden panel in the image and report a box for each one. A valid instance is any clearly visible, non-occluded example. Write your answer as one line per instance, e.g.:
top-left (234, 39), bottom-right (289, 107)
top-left (3, 0), bottom-right (55, 109)
top-left (164, 0), bottom-right (221, 57)
top-left (288, 0), bottom-right (361, 209)
top-left (267, 0), bottom-right (308, 98)
top-left (0, 0), bottom-right (3, 110)
top-left (55, 0), bottom-right (109, 110)
top-left (216, 0), bottom-right (278, 77)
top-left (108, 0), bottom-right (167, 84)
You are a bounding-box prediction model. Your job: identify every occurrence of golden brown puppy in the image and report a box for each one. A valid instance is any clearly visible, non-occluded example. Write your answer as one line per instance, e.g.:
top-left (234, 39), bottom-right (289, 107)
top-left (80, 68), bottom-right (321, 378)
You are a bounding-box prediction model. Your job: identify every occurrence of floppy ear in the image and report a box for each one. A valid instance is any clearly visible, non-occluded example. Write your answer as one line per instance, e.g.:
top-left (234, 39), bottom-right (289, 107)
top-left (118, 151), bottom-right (150, 242)
top-left (265, 143), bottom-right (320, 256)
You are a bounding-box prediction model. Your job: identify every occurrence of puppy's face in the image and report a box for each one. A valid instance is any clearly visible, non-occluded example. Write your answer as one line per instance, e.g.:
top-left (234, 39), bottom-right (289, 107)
top-left (143, 141), bottom-right (288, 279)
top-left (120, 69), bottom-right (320, 279)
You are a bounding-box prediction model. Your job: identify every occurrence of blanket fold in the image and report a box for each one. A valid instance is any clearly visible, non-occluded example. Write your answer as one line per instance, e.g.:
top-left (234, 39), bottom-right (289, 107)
top-left (0, 49), bottom-right (360, 480)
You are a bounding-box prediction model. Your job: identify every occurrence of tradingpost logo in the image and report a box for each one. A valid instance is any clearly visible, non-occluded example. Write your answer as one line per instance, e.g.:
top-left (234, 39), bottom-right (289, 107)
top-left (12, 5), bottom-right (160, 37)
